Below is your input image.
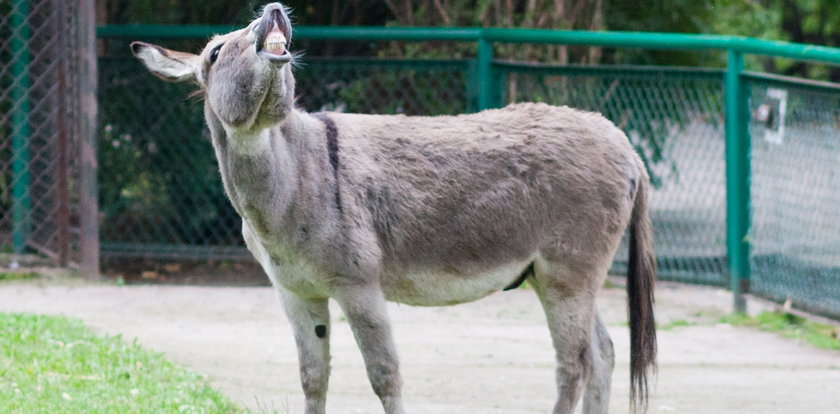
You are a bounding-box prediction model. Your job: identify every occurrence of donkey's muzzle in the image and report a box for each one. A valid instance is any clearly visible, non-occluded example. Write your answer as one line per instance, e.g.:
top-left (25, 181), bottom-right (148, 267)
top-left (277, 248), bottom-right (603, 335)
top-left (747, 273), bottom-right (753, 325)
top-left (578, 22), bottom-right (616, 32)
top-left (254, 3), bottom-right (292, 65)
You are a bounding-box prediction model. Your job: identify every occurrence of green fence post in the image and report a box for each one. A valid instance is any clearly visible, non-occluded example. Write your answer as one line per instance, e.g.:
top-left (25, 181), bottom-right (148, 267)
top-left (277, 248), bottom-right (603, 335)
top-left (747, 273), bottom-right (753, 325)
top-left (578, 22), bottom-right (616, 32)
top-left (11, 0), bottom-right (32, 254)
top-left (725, 49), bottom-right (751, 313)
top-left (466, 60), bottom-right (477, 113)
top-left (491, 61), bottom-right (506, 107)
top-left (476, 34), bottom-right (494, 111)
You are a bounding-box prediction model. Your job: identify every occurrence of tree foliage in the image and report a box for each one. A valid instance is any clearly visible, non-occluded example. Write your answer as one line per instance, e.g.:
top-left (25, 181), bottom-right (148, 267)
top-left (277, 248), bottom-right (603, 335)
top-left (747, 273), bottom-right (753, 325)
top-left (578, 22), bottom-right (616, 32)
top-left (100, 0), bottom-right (839, 79)
top-left (772, 0), bottom-right (839, 81)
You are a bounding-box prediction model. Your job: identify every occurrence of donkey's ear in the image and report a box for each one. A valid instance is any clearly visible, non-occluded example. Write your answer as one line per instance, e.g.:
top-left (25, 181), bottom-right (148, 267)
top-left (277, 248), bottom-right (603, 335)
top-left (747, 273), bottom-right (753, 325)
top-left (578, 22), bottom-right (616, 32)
top-left (131, 41), bottom-right (200, 83)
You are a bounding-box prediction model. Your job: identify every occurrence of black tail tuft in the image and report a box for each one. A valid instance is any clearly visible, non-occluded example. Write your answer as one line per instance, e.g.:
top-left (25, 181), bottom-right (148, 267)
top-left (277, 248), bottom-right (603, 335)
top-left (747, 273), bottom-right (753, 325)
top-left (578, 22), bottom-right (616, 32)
top-left (627, 179), bottom-right (657, 413)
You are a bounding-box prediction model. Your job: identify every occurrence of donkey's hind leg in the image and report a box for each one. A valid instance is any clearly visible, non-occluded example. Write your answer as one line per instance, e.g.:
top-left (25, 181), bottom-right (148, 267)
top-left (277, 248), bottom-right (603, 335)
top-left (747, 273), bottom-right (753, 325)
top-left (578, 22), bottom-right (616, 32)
top-left (532, 260), bottom-right (604, 414)
top-left (582, 314), bottom-right (615, 414)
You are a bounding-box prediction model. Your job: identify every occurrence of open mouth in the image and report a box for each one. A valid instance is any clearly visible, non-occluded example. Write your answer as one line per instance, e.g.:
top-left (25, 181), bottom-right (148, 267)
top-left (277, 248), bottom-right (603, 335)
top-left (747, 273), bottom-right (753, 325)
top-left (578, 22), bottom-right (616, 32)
top-left (255, 7), bottom-right (292, 64)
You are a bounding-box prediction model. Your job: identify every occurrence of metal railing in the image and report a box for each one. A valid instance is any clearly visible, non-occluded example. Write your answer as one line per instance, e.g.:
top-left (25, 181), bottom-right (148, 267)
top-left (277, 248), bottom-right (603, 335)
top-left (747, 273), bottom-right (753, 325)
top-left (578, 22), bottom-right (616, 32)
top-left (95, 25), bottom-right (840, 317)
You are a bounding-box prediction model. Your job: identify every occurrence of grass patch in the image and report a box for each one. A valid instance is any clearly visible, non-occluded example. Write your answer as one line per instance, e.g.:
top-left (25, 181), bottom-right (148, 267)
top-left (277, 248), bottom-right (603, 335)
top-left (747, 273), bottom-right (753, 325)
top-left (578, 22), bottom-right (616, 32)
top-left (0, 272), bottom-right (38, 282)
top-left (657, 319), bottom-right (696, 331)
top-left (720, 311), bottom-right (840, 350)
top-left (0, 313), bottom-right (245, 413)
top-left (602, 279), bottom-right (622, 290)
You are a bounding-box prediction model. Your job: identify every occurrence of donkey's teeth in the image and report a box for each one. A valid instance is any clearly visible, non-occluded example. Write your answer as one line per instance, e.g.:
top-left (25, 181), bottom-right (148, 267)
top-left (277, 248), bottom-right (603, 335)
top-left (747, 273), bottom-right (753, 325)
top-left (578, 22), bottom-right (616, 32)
top-left (263, 29), bottom-right (287, 56)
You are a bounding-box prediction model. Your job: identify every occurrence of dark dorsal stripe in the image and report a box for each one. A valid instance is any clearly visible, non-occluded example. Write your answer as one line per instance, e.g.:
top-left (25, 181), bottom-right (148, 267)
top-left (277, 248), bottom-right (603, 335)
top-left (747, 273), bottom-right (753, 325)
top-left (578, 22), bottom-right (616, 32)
top-left (314, 113), bottom-right (342, 213)
top-left (504, 261), bottom-right (535, 291)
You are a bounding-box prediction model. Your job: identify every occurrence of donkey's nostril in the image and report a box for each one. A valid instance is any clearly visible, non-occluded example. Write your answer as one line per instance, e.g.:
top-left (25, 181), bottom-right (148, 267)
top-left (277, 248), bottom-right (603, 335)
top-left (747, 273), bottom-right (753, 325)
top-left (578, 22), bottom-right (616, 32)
top-left (271, 8), bottom-right (283, 23)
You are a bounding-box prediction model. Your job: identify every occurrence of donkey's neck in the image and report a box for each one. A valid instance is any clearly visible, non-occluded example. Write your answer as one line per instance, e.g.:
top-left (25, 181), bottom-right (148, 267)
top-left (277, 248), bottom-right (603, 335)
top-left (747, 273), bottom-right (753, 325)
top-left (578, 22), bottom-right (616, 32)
top-left (212, 112), bottom-right (303, 238)
top-left (208, 110), bottom-right (342, 246)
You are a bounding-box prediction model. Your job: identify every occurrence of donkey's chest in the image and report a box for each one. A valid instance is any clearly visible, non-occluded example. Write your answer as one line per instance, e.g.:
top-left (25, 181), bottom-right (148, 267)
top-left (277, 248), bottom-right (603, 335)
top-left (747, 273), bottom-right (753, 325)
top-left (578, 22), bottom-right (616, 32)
top-left (242, 222), bottom-right (332, 299)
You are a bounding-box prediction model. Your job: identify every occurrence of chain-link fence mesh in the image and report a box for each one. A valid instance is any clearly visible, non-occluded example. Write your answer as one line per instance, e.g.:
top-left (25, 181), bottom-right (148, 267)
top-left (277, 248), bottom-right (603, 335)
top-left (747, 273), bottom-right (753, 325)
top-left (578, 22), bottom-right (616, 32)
top-left (297, 58), bottom-right (472, 115)
top-left (95, 34), bottom-right (840, 318)
top-left (747, 74), bottom-right (840, 318)
top-left (0, 0), bottom-right (84, 266)
top-left (98, 56), bottom-right (242, 260)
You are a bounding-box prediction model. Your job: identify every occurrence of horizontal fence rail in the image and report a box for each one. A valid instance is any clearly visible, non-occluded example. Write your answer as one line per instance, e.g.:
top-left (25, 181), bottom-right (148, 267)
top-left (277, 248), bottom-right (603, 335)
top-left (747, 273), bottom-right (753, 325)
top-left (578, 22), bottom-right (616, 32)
top-left (95, 25), bottom-right (840, 319)
top-left (98, 25), bottom-right (840, 64)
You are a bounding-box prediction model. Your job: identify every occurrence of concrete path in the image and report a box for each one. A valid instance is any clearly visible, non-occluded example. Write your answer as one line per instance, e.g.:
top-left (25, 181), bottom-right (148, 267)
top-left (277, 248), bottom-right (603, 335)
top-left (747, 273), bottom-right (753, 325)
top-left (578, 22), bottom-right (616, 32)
top-left (1, 278), bottom-right (838, 413)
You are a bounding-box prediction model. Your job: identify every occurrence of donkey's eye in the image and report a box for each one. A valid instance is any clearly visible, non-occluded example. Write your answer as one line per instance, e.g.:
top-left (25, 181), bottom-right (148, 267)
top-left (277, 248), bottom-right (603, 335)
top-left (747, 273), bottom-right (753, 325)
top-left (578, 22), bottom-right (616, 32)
top-left (209, 43), bottom-right (224, 64)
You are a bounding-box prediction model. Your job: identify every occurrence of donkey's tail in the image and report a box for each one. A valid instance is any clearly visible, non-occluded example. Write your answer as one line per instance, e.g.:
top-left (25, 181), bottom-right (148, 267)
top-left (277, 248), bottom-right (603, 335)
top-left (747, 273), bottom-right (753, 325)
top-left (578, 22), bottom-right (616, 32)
top-left (627, 175), bottom-right (657, 413)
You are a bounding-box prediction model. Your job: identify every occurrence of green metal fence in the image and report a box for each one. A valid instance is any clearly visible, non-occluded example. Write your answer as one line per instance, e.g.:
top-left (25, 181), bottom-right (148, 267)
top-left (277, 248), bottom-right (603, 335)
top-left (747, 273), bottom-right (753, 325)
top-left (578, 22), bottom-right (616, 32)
top-left (95, 26), bottom-right (840, 318)
top-left (746, 74), bottom-right (840, 317)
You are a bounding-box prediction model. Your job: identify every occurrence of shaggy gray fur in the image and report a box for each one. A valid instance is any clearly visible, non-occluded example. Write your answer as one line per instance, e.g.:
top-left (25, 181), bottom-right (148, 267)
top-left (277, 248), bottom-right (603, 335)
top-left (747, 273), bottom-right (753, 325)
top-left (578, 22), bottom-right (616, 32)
top-left (131, 3), bottom-right (657, 413)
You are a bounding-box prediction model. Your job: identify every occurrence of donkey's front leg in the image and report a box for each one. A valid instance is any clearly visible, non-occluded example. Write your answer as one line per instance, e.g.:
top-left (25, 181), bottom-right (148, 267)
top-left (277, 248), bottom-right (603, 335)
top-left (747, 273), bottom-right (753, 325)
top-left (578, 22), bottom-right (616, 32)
top-left (333, 284), bottom-right (405, 414)
top-left (278, 290), bottom-right (331, 414)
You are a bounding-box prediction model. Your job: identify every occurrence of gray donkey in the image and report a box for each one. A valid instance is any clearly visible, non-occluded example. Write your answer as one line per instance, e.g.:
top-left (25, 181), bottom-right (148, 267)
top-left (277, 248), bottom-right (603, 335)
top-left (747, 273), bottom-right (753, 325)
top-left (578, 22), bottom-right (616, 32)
top-left (131, 3), bottom-right (656, 413)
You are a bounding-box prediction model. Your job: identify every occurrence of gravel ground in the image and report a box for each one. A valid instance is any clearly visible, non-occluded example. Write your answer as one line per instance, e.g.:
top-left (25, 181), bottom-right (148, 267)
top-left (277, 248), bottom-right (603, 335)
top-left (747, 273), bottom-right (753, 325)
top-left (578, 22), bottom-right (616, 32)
top-left (1, 277), bottom-right (838, 414)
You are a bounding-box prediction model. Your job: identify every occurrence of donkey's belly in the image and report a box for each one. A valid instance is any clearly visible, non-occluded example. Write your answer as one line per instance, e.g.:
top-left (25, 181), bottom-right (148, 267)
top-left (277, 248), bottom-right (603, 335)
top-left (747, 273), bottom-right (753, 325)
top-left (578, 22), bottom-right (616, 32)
top-left (382, 259), bottom-right (534, 306)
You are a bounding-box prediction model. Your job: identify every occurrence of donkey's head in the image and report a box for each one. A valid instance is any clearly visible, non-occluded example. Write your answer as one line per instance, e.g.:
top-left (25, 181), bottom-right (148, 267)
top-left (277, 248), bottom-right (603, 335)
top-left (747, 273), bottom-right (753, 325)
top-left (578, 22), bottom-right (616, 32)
top-left (132, 3), bottom-right (295, 132)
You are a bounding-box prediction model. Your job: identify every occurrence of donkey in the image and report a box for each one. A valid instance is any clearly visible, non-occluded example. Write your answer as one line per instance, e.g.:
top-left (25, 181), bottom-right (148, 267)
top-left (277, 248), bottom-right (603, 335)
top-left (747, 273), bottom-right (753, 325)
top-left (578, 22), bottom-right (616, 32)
top-left (131, 3), bottom-right (656, 413)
